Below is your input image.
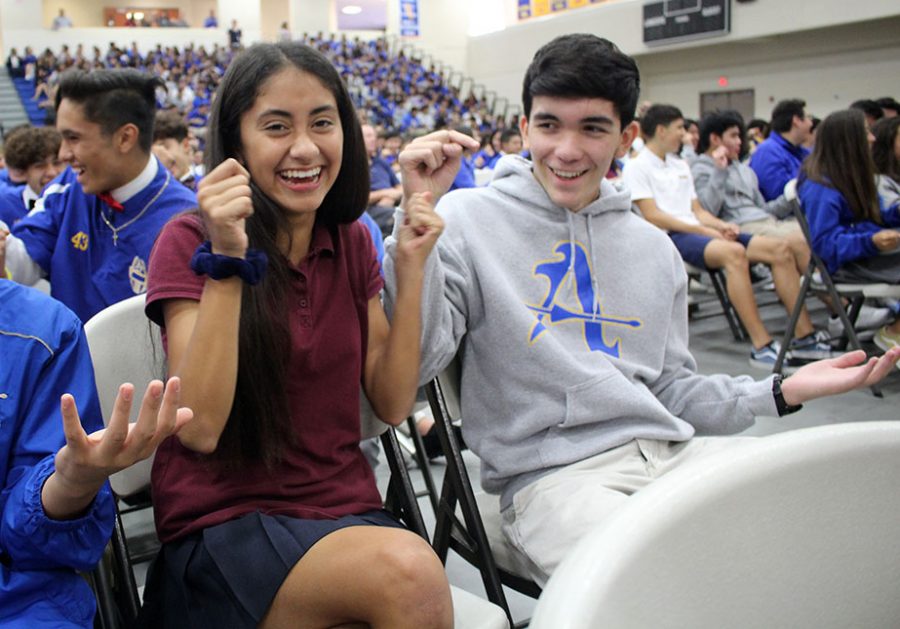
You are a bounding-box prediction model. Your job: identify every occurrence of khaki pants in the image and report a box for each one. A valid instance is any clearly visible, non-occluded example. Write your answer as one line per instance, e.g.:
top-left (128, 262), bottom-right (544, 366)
top-left (501, 436), bottom-right (754, 585)
top-left (739, 217), bottom-right (800, 238)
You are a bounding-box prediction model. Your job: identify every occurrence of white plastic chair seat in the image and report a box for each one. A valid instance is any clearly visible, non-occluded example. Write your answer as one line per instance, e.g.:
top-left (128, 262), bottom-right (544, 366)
top-left (136, 581), bottom-right (509, 627)
top-left (450, 585), bottom-right (509, 629)
top-left (831, 282), bottom-right (900, 299)
top-left (531, 422), bottom-right (900, 629)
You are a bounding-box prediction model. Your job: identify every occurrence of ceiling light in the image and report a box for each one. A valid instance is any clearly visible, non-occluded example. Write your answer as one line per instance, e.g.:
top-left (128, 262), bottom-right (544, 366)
top-left (342, 5), bottom-right (363, 14)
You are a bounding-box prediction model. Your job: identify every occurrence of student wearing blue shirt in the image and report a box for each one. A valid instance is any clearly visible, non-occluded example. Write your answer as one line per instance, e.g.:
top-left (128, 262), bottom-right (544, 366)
top-left (362, 123), bottom-right (402, 236)
top-left (798, 109), bottom-right (900, 354)
top-left (448, 126), bottom-right (477, 192)
top-left (0, 279), bottom-right (191, 627)
top-left (4, 68), bottom-right (197, 322)
top-left (0, 126), bottom-right (64, 227)
top-left (153, 110), bottom-right (199, 191)
top-left (749, 99), bottom-right (813, 202)
top-left (473, 129), bottom-right (501, 170)
top-left (186, 97), bottom-right (210, 142)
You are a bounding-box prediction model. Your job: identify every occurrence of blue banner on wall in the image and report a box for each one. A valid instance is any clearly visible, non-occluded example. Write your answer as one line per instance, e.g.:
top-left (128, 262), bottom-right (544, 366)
top-left (518, 0), bottom-right (532, 19)
top-left (400, 0), bottom-right (419, 37)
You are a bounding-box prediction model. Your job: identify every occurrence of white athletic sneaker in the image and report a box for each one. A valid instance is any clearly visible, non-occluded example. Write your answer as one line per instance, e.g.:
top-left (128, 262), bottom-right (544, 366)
top-left (826, 305), bottom-right (892, 341)
top-left (873, 326), bottom-right (900, 370)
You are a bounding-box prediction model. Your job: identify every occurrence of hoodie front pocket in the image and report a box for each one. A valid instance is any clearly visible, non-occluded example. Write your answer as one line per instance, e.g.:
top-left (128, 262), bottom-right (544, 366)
top-left (562, 371), bottom-right (622, 428)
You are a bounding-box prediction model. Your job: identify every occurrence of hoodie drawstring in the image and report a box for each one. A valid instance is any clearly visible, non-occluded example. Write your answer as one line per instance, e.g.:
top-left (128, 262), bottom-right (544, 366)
top-left (586, 214), bottom-right (601, 321)
top-left (566, 211), bottom-right (576, 292)
top-left (567, 212), bottom-right (602, 322)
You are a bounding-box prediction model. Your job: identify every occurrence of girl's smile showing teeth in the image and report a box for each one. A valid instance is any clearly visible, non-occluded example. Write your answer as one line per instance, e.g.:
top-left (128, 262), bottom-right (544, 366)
top-left (279, 166), bottom-right (321, 183)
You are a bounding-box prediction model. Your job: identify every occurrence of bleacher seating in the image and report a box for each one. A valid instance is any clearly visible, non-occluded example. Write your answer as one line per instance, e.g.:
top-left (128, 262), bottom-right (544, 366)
top-left (3, 36), bottom-right (508, 140)
top-left (10, 76), bottom-right (46, 126)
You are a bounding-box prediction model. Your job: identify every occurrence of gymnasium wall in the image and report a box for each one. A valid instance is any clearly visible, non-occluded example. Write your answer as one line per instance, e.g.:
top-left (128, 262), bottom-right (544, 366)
top-left (465, 0), bottom-right (900, 119)
top-left (3, 0), bottom-right (899, 124)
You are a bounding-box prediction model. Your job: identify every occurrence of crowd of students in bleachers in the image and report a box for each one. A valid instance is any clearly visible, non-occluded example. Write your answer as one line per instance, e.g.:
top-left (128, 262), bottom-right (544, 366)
top-left (1, 32), bottom-right (900, 628)
top-left (6, 33), bottom-right (511, 135)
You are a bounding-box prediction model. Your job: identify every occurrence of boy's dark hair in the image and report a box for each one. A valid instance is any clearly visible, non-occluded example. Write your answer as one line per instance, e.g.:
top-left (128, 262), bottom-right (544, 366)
top-left (849, 99), bottom-right (884, 122)
top-left (770, 99), bottom-right (806, 134)
top-left (747, 118), bottom-right (769, 135)
top-left (55, 68), bottom-right (162, 152)
top-left (522, 34), bottom-right (640, 128)
top-left (153, 110), bottom-right (189, 143)
top-left (872, 115), bottom-right (900, 182)
top-left (499, 128), bottom-right (521, 144)
top-left (640, 104), bottom-right (683, 139)
top-left (697, 110), bottom-right (744, 155)
top-left (874, 97), bottom-right (900, 117)
top-left (809, 116), bottom-right (822, 134)
top-left (3, 125), bottom-right (62, 170)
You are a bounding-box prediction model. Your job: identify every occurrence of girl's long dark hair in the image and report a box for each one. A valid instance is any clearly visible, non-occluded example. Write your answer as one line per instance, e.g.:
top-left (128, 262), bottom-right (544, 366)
top-left (872, 116), bottom-right (900, 183)
top-left (204, 42), bottom-right (370, 468)
top-left (801, 109), bottom-right (881, 224)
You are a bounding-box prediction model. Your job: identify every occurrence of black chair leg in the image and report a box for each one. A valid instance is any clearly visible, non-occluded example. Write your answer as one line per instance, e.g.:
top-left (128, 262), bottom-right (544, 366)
top-left (775, 264), bottom-right (814, 373)
top-left (708, 269), bottom-right (747, 342)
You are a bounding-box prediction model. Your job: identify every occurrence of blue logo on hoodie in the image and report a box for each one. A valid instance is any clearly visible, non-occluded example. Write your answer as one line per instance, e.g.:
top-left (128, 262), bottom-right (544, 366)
top-left (526, 242), bottom-right (642, 357)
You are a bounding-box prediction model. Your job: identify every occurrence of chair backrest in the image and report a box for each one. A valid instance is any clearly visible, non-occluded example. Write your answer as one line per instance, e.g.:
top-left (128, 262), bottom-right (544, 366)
top-left (359, 393), bottom-right (389, 441)
top-left (435, 356), bottom-right (462, 422)
top-left (793, 196), bottom-right (834, 277)
top-left (83, 294), bottom-right (164, 497)
top-left (530, 422), bottom-right (900, 629)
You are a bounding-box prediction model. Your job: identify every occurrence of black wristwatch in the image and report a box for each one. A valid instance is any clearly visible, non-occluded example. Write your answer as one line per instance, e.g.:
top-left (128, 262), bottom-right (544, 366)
top-left (772, 374), bottom-right (803, 416)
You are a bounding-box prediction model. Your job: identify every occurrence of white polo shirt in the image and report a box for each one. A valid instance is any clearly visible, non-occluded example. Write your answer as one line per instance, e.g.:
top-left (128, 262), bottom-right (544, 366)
top-left (623, 148), bottom-right (699, 226)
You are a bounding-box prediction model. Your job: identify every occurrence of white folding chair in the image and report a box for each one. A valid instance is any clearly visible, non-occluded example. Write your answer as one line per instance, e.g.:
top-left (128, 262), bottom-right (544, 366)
top-left (84, 294), bottom-right (162, 499)
top-left (84, 294), bottom-right (161, 628)
top-left (530, 422), bottom-right (900, 629)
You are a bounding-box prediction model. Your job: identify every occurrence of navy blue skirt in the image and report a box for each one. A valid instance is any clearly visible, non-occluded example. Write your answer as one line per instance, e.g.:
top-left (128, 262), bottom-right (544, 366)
top-left (137, 509), bottom-right (402, 628)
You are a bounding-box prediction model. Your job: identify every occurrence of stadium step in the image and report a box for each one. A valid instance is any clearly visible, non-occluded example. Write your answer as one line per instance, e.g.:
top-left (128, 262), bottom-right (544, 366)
top-left (0, 69), bottom-right (43, 133)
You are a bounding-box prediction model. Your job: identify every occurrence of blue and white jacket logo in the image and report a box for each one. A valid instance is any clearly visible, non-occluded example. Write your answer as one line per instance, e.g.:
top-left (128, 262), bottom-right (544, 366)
top-left (129, 256), bottom-right (147, 294)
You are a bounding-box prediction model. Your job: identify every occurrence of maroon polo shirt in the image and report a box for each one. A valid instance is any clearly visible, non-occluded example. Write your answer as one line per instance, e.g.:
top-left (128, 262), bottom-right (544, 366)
top-left (145, 214), bottom-right (384, 543)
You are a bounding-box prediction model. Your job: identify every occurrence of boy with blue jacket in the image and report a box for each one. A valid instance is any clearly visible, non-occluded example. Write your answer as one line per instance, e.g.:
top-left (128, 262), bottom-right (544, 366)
top-left (0, 280), bottom-right (190, 627)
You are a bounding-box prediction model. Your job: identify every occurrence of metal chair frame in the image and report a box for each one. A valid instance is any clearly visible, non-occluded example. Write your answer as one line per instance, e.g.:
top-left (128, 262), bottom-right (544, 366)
top-left (425, 372), bottom-right (542, 629)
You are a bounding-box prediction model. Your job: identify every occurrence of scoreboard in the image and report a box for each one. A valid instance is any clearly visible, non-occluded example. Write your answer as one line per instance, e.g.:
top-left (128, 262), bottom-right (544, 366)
top-left (643, 0), bottom-right (730, 46)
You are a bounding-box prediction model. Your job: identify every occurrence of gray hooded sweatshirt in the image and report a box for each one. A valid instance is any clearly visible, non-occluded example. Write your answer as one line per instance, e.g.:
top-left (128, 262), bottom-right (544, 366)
top-left (691, 153), bottom-right (794, 223)
top-left (385, 155), bottom-right (776, 509)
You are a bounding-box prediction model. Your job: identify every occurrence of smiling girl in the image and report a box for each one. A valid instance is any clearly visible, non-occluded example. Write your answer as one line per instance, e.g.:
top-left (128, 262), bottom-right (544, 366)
top-left (137, 42), bottom-right (452, 629)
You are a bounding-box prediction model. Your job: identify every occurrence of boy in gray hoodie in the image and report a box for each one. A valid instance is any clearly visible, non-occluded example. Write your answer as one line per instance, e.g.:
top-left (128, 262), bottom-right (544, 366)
top-left (383, 34), bottom-right (900, 585)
